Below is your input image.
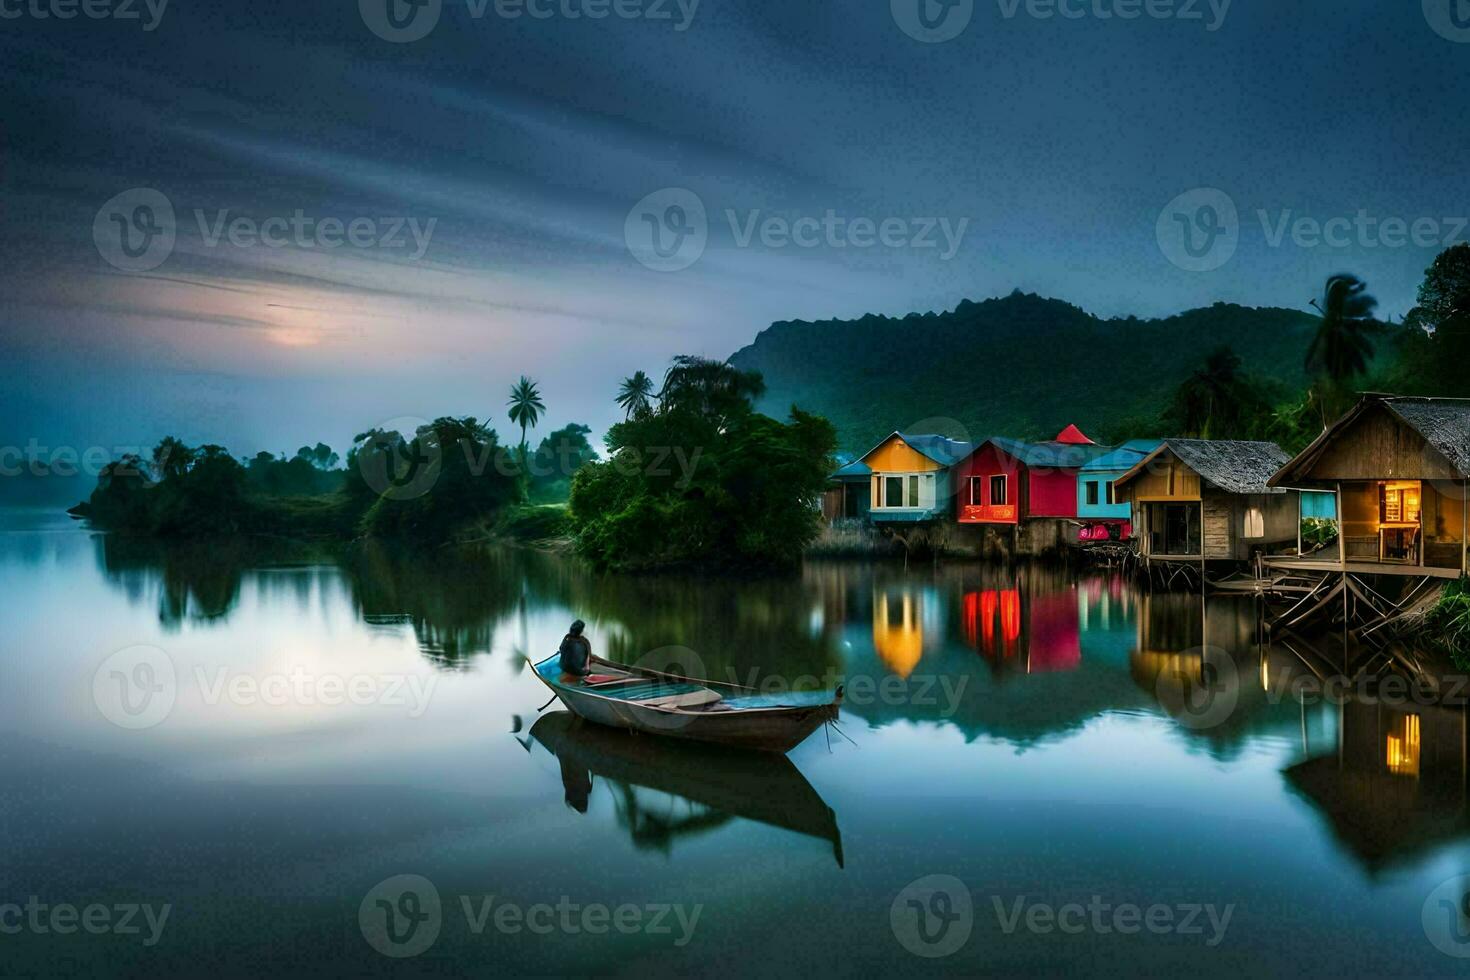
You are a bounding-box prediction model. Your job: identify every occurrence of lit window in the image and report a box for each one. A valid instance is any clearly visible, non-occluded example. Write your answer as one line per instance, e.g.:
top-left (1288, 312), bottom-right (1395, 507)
top-left (1243, 508), bottom-right (1265, 538)
top-left (1386, 714), bottom-right (1421, 777)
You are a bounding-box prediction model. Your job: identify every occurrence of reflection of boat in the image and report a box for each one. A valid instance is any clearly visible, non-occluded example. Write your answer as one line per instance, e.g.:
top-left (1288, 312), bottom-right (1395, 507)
top-left (533, 654), bottom-right (842, 753)
top-left (531, 711), bottom-right (844, 866)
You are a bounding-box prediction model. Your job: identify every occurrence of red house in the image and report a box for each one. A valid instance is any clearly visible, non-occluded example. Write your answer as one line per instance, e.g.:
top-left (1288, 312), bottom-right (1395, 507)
top-left (953, 425), bottom-right (1110, 525)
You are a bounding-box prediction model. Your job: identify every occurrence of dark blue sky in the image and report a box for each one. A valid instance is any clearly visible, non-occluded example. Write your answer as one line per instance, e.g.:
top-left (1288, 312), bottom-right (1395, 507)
top-left (2, 0), bottom-right (1466, 460)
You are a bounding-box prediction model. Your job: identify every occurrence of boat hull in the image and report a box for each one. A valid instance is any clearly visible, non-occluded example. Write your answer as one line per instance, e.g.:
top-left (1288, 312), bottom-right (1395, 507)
top-left (533, 655), bottom-right (841, 753)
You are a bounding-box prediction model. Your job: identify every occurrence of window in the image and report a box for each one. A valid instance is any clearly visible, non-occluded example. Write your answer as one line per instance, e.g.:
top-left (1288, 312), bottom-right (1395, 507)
top-left (1085, 481), bottom-right (1099, 506)
top-left (990, 475), bottom-right (1007, 506)
top-left (1106, 482), bottom-right (1115, 505)
top-left (1243, 507), bottom-right (1265, 539)
top-left (884, 476), bottom-right (903, 508)
top-left (907, 475), bottom-right (919, 508)
top-left (970, 477), bottom-right (984, 506)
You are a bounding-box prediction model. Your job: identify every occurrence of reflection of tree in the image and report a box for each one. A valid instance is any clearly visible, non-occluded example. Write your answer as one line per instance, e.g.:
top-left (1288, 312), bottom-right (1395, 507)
top-left (543, 560), bottom-right (842, 689)
top-left (341, 541), bottom-right (521, 667)
top-left (95, 535), bottom-right (295, 629)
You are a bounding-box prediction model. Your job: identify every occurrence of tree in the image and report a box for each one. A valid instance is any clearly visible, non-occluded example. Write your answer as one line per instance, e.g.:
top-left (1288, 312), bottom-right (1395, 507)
top-left (359, 416), bottom-right (521, 541)
top-left (1169, 347), bottom-right (1249, 437)
top-left (527, 423), bottom-right (598, 502)
top-left (1416, 243), bottom-right (1470, 326)
top-left (507, 376), bottom-right (545, 471)
top-left (616, 370), bottom-right (655, 419)
top-left (1382, 246), bottom-right (1470, 398)
top-left (152, 436), bottom-right (196, 482)
top-left (656, 356), bottom-right (766, 429)
top-left (1304, 274), bottom-right (1379, 423)
top-left (570, 358), bottom-right (835, 571)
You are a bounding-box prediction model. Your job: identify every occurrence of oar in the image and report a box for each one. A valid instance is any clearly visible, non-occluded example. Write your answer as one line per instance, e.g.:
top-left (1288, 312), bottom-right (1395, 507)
top-left (536, 693), bottom-right (561, 713)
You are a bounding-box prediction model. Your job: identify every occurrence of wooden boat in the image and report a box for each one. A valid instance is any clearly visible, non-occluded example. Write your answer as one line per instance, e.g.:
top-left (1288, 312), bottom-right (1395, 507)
top-left (532, 652), bottom-right (842, 753)
top-left (531, 711), bottom-right (843, 866)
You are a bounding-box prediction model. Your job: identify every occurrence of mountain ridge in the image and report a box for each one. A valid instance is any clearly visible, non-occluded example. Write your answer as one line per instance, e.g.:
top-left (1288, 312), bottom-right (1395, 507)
top-left (728, 291), bottom-right (1321, 453)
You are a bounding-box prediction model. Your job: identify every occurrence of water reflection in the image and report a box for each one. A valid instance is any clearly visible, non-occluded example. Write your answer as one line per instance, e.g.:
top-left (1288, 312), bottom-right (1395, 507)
top-left (530, 711), bottom-right (844, 866)
top-left (1284, 697), bottom-right (1469, 876)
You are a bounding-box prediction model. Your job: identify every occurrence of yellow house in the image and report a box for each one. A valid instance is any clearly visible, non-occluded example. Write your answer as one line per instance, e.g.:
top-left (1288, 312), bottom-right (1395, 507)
top-left (840, 432), bottom-right (974, 525)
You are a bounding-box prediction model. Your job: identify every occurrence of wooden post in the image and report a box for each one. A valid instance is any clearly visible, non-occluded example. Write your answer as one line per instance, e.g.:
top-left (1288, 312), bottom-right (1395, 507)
top-left (1296, 491), bottom-right (1303, 557)
top-left (1336, 482), bottom-right (1345, 568)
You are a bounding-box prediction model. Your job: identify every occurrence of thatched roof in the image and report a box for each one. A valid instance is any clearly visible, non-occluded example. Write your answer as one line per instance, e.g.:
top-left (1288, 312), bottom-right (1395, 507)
top-left (1383, 398), bottom-right (1470, 477)
top-left (1164, 439), bottom-right (1291, 494)
top-left (1269, 394), bottom-right (1470, 486)
top-left (1117, 438), bottom-right (1290, 495)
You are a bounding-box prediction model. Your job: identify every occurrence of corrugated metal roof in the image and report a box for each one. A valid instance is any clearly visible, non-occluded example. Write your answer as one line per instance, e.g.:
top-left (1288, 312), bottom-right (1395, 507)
top-left (1081, 439), bottom-right (1165, 473)
top-left (988, 437), bottom-right (1114, 469)
top-left (895, 432), bottom-right (976, 466)
top-left (830, 460), bottom-right (872, 480)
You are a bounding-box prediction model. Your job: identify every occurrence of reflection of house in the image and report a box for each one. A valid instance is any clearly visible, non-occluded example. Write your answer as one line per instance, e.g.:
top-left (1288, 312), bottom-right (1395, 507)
top-left (1267, 395), bottom-right (1470, 577)
top-left (962, 589), bottom-right (1021, 664)
top-left (1284, 699), bottom-right (1469, 875)
top-left (832, 432), bottom-right (975, 526)
top-left (872, 587), bottom-right (943, 678)
top-left (960, 585), bottom-right (1079, 674)
top-left (1114, 439), bottom-right (1299, 563)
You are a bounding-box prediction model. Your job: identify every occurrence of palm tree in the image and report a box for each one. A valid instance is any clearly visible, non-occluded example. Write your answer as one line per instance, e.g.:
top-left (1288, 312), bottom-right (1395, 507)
top-left (1306, 274), bottom-right (1379, 424)
top-left (1306, 274), bottom-right (1379, 380)
top-left (1170, 347), bottom-right (1247, 438)
top-left (616, 370), bottom-right (655, 419)
top-left (657, 355), bottom-right (766, 426)
top-left (507, 376), bottom-right (545, 469)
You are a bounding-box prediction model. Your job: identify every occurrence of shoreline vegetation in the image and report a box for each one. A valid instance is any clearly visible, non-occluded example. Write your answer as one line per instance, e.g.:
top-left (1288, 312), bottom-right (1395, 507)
top-left (58, 250), bottom-right (1470, 657)
top-left (67, 356), bottom-right (838, 574)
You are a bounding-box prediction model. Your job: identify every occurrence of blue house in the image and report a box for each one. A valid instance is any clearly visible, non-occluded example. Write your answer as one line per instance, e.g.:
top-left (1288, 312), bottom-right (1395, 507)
top-left (825, 459), bottom-right (873, 521)
top-left (1077, 439), bottom-right (1163, 530)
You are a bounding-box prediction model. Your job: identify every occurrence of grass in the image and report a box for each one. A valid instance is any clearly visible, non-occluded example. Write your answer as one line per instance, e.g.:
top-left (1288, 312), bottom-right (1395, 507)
top-left (1423, 576), bottom-right (1470, 669)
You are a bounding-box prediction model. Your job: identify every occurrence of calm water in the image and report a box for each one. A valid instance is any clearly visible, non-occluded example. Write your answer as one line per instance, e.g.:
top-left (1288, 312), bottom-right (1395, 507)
top-left (2, 506), bottom-right (1468, 977)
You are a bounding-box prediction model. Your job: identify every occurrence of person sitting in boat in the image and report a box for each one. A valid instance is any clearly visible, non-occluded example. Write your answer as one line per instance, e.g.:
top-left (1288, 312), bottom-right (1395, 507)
top-left (559, 619), bottom-right (593, 678)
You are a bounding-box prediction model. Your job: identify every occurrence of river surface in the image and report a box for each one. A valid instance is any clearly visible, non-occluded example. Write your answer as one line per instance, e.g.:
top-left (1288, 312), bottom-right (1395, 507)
top-left (2, 506), bottom-right (1469, 977)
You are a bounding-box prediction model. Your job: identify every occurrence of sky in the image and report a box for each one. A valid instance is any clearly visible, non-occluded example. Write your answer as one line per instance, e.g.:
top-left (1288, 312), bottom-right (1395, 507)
top-left (1, 0), bottom-right (1468, 466)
